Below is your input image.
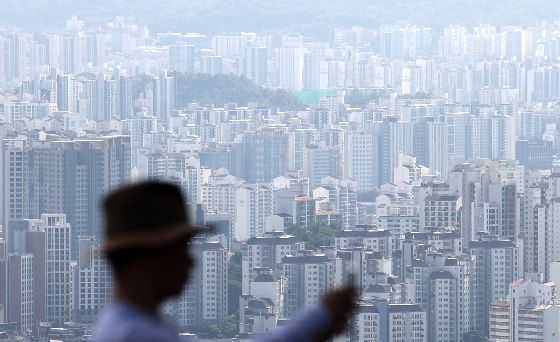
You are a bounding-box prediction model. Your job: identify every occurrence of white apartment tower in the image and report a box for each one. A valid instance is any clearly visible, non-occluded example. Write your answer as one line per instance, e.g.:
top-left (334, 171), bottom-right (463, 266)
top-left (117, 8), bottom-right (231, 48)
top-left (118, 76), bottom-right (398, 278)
top-left (234, 182), bottom-right (274, 241)
top-left (245, 47), bottom-right (267, 86)
top-left (335, 301), bottom-right (427, 342)
top-left (313, 178), bottom-right (358, 230)
top-left (242, 232), bottom-right (305, 294)
top-left (278, 36), bottom-right (304, 92)
top-left (489, 279), bottom-right (558, 342)
top-left (343, 131), bottom-right (376, 191)
top-left (281, 253), bottom-right (334, 318)
top-left (212, 36), bottom-right (241, 58)
top-left (73, 236), bottom-right (113, 324)
top-left (43, 214), bottom-right (72, 323)
top-left (303, 141), bottom-right (337, 191)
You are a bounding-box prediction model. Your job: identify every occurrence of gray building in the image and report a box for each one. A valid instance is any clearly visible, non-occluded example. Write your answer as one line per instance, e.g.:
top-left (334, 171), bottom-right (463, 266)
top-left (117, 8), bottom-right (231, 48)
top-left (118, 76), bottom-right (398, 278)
top-left (169, 45), bottom-right (195, 73)
top-left (468, 232), bottom-right (522, 335)
top-left (73, 236), bottom-right (113, 324)
top-left (1, 135), bottom-right (131, 258)
top-left (243, 129), bottom-right (289, 182)
top-left (515, 140), bottom-right (553, 170)
top-left (245, 47), bottom-right (267, 86)
top-left (281, 252), bottom-right (334, 318)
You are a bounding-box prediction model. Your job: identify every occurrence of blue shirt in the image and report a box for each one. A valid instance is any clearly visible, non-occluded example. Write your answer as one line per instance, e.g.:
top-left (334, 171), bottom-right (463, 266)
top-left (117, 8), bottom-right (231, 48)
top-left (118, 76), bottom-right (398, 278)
top-left (93, 301), bottom-right (333, 342)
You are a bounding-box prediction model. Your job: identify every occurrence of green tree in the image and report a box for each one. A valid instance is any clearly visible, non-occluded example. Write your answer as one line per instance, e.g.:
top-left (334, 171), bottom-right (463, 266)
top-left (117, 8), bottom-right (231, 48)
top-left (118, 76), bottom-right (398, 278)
top-left (463, 330), bottom-right (488, 342)
top-left (285, 221), bottom-right (342, 250)
top-left (174, 72), bottom-right (305, 110)
top-left (208, 325), bottom-right (221, 339)
top-left (222, 314), bottom-right (239, 338)
top-left (132, 74), bottom-right (154, 100)
top-left (344, 89), bottom-right (381, 108)
top-left (229, 250), bottom-right (242, 283)
top-left (227, 250), bottom-right (242, 331)
top-left (398, 92), bottom-right (430, 99)
top-left (187, 314), bottom-right (238, 338)
top-left (284, 224), bottom-right (310, 244)
top-left (357, 188), bottom-right (381, 202)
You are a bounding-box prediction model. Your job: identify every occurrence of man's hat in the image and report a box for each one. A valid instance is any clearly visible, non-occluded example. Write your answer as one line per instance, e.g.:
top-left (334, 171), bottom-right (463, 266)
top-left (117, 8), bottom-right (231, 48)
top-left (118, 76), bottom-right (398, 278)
top-left (102, 182), bottom-right (205, 253)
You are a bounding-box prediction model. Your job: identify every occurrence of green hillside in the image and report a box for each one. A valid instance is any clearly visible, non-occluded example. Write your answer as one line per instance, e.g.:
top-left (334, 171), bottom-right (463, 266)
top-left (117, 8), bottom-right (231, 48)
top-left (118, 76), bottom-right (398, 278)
top-left (173, 72), bottom-right (305, 110)
top-left (2, 0), bottom-right (560, 38)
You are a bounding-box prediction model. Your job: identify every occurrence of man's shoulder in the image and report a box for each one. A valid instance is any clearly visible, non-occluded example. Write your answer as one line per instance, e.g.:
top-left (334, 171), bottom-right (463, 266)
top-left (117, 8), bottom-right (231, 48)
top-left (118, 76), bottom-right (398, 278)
top-left (93, 304), bottom-right (181, 342)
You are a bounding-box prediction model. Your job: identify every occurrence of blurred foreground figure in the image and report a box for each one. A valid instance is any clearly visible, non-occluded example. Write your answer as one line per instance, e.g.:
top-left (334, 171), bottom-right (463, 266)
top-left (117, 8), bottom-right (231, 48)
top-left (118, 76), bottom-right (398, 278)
top-left (93, 182), bottom-right (356, 342)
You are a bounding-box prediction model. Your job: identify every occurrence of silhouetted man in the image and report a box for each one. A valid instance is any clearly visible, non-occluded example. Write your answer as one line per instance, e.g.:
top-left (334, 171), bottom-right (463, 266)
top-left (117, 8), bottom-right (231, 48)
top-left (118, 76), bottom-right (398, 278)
top-left (94, 182), bottom-right (356, 342)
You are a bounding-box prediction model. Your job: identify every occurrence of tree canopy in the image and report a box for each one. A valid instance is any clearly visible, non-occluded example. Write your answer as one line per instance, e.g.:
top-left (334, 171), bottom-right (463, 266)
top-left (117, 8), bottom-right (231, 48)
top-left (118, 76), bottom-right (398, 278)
top-left (174, 73), bottom-right (305, 110)
top-left (284, 221), bottom-right (342, 250)
top-left (357, 188), bottom-right (381, 202)
top-left (228, 251), bottom-right (242, 320)
top-left (132, 74), bottom-right (155, 101)
top-left (463, 330), bottom-right (489, 342)
top-left (345, 89), bottom-right (381, 109)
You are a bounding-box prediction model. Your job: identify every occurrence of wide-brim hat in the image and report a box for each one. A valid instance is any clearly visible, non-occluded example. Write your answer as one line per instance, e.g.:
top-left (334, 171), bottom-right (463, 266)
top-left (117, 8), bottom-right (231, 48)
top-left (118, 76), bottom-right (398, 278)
top-left (102, 182), bottom-right (207, 253)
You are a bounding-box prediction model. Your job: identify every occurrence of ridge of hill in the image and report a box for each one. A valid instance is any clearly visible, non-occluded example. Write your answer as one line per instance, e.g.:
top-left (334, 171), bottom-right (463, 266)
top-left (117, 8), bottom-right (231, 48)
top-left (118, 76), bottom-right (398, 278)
top-left (2, 0), bottom-right (560, 38)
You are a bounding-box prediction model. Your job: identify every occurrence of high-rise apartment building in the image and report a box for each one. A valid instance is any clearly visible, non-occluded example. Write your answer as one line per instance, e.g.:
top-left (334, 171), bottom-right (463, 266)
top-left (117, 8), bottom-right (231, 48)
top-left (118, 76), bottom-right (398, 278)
top-left (489, 279), bottom-right (559, 342)
top-left (406, 252), bottom-right (471, 342)
top-left (245, 47), bottom-right (267, 86)
top-left (0, 33), bottom-right (27, 83)
top-left (43, 214), bottom-right (72, 323)
top-left (439, 112), bottom-right (472, 166)
top-left (402, 65), bottom-right (425, 94)
top-left (413, 117), bottom-right (448, 180)
top-left (303, 142), bottom-right (338, 191)
top-left (93, 73), bottom-right (118, 121)
top-left (471, 114), bottom-right (515, 161)
top-left (335, 300), bottom-right (427, 342)
top-left (343, 131), bottom-right (377, 191)
top-left (84, 34), bottom-right (105, 67)
top-left (6, 218), bottom-right (46, 327)
top-left (313, 177), bottom-right (358, 230)
top-left (122, 115), bottom-right (157, 147)
top-left (165, 238), bottom-right (228, 327)
top-left (211, 36), bottom-right (241, 58)
top-left (1, 139), bottom-right (28, 230)
top-left (282, 252), bottom-right (334, 318)
top-left (8, 253), bottom-right (33, 333)
top-left (334, 227), bottom-right (395, 256)
top-left (201, 56), bottom-right (223, 75)
top-left (241, 232), bottom-right (305, 294)
top-left (60, 34), bottom-right (83, 75)
top-left (242, 129), bottom-right (289, 183)
top-left (116, 73), bottom-right (133, 120)
top-left (152, 71), bottom-right (176, 121)
top-left (1, 136), bottom-right (131, 257)
top-left (201, 168), bottom-right (239, 216)
top-left (73, 236), bottom-right (113, 324)
top-left (422, 195), bottom-right (462, 229)
top-left (274, 188), bottom-right (316, 228)
top-left (468, 232), bottom-right (523, 335)
top-left (169, 45), bottom-right (195, 74)
top-left (377, 117), bottom-right (414, 186)
top-left (277, 36), bottom-right (304, 92)
top-left (515, 140), bottom-right (553, 170)
top-left (234, 182), bottom-right (274, 240)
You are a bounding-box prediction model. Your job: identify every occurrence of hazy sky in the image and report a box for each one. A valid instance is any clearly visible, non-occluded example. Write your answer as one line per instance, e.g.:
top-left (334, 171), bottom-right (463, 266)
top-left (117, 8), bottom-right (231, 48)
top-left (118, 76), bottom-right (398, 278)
top-left (2, 0), bottom-right (560, 38)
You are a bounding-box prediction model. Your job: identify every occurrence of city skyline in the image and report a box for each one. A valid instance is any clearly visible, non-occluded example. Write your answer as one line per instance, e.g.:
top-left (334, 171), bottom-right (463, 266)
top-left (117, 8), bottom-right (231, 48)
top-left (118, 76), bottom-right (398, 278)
top-left (2, 13), bottom-right (560, 342)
